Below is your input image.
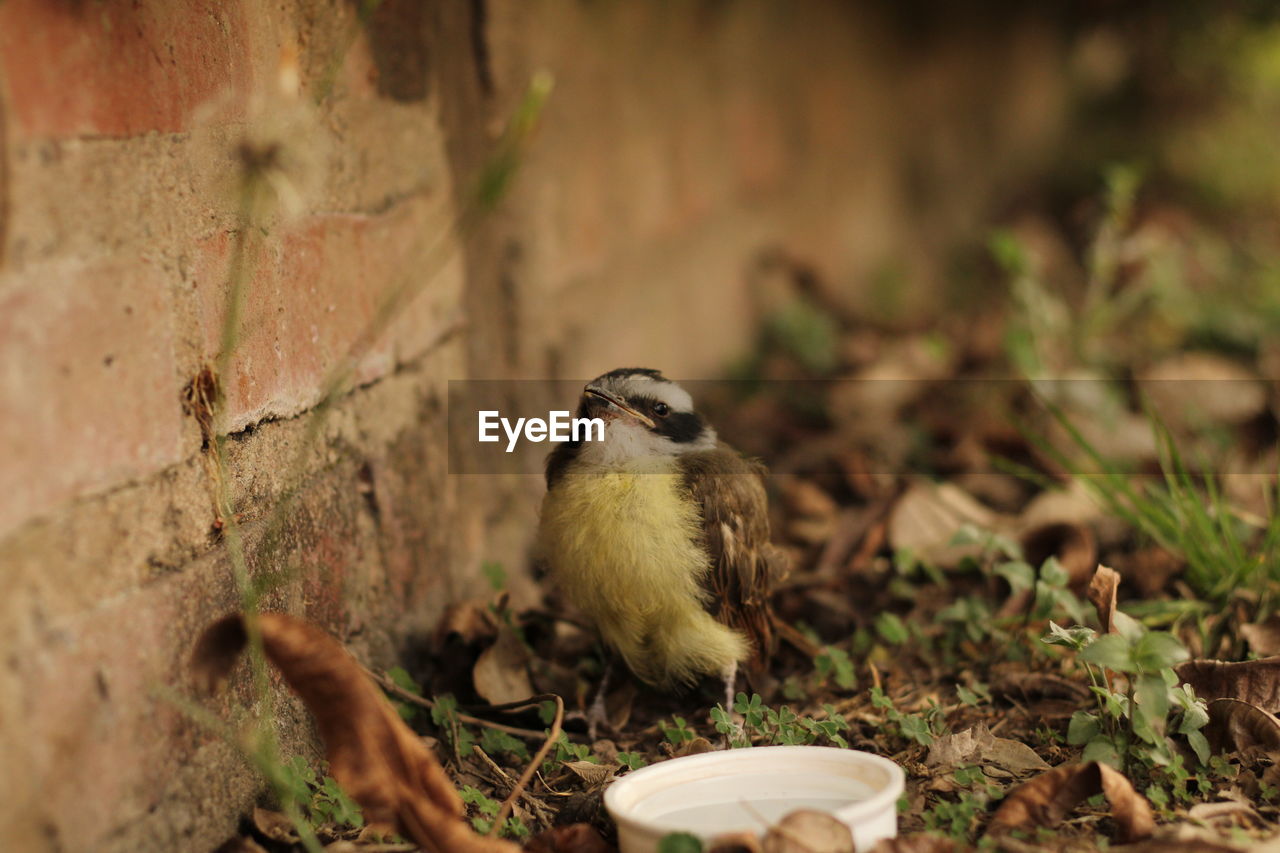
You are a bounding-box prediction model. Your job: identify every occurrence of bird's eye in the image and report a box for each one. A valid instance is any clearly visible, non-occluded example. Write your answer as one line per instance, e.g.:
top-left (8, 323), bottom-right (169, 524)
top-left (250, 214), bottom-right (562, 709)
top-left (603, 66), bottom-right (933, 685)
top-left (653, 402), bottom-right (670, 417)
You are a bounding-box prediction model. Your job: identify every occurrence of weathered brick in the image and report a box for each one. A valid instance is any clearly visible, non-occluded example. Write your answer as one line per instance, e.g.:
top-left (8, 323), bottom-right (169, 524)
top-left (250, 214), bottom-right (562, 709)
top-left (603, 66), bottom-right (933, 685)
top-left (0, 257), bottom-right (186, 537)
top-left (0, 0), bottom-right (252, 139)
top-left (0, 449), bottom-right (387, 851)
top-left (189, 193), bottom-right (462, 431)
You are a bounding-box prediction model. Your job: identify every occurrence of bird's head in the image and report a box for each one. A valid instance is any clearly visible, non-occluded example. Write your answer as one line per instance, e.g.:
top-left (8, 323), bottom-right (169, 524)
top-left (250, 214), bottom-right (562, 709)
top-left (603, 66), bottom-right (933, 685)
top-left (573, 367), bottom-right (716, 463)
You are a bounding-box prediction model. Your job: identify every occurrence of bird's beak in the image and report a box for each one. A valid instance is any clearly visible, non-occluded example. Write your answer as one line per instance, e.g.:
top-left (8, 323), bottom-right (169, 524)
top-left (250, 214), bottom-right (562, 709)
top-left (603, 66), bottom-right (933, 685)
top-left (583, 386), bottom-right (655, 428)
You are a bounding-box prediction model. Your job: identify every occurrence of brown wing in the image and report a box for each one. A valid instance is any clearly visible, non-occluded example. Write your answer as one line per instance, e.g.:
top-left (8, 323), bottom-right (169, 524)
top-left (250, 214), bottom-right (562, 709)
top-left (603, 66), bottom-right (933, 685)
top-left (678, 445), bottom-right (789, 672)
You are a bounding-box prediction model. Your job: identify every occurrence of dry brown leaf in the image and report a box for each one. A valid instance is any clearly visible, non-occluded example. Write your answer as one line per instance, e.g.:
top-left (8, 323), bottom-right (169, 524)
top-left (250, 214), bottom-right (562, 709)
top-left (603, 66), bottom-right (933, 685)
top-left (1185, 799), bottom-right (1261, 825)
top-left (780, 479), bottom-right (840, 545)
top-left (433, 598), bottom-right (499, 648)
top-left (1114, 839), bottom-right (1248, 853)
top-left (562, 760), bottom-right (617, 788)
top-left (925, 724), bottom-right (1050, 778)
top-left (473, 628), bottom-right (535, 705)
top-left (215, 837), bottom-right (271, 853)
top-left (1204, 698), bottom-right (1280, 755)
top-left (1112, 546), bottom-right (1184, 598)
top-left (988, 664), bottom-right (1091, 702)
top-left (1087, 565), bottom-right (1120, 635)
top-left (708, 832), bottom-right (764, 853)
top-left (192, 612), bottom-right (519, 853)
top-left (1139, 352), bottom-right (1268, 428)
top-left (251, 807), bottom-right (299, 843)
top-left (887, 481), bottom-right (1011, 568)
top-left (1021, 522), bottom-right (1097, 589)
top-left (1175, 657), bottom-right (1280, 712)
top-left (988, 761), bottom-right (1155, 843)
top-left (1240, 618), bottom-right (1280, 657)
top-left (762, 809), bottom-right (854, 853)
top-left (865, 835), bottom-right (958, 853)
top-left (523, 823), bottom-right (613, 853)
top-left (673, 736), bottom-right (717, 757)
top-left (1018, 479), bottom-right (1103, 531)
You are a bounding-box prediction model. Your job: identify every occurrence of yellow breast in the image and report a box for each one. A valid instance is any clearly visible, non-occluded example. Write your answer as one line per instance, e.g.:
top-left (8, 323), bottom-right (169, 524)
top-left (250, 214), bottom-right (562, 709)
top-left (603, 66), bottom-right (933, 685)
top-left (538, 460), bottom-right (747, 687)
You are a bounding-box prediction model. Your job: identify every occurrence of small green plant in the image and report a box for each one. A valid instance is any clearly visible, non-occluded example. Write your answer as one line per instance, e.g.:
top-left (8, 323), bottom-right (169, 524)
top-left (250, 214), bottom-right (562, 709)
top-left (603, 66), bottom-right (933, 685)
top-left (480, 727), bottom-right (530, 762)
top-left (875, 612), bottom-right (910, 645)
top-left (541, 731), bottom-right (595, 774)
top-left (921, 764), bottom-right (1005, 842)
top-left (658, 832), bottom-right (704, 853)
top-left (711, 694), bottom-right (851, 749)
top-left (955, 680), bottom-right (991, 707)
top-left (482, 560), bottom-right (507, 591)
top-left (459, 785), bottom-right (530, 839)
top-left (1053, 410), bottom-right (1280, 608)
top-left (1043, 617), bottom-right (1209, 799)
top-left (659, 715), bottom-right (698, 746)
top-left (386, 665), bottom-right (423, 722)
top-left (280, 756), bottom-right (365, 830)
top-left (869, 686), bottom-right (943, 747)
top-left (617, 751), bottom-right (648, 771)
top-left (430, 693), bottom-right (476, 759)
top-left (814, 645), bottom-right (857, 689)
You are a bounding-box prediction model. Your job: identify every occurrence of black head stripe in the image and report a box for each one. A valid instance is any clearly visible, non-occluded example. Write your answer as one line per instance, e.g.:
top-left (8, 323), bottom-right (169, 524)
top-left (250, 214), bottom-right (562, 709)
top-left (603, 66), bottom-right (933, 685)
top-left (598, 367), bottom-right (666, 382)
top-left (657, 411), bottom-right (705, 443)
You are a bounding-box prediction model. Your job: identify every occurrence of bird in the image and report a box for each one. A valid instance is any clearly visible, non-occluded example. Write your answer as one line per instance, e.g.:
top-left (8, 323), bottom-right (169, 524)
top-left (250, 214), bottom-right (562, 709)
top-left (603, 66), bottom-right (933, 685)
top-left (537, 367), bottom-right (788, 728)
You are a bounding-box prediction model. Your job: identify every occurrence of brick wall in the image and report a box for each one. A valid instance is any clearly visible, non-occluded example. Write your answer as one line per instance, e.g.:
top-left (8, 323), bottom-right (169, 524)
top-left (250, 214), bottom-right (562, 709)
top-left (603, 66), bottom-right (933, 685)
top-left (0, 1), bottom-right (1069, 849)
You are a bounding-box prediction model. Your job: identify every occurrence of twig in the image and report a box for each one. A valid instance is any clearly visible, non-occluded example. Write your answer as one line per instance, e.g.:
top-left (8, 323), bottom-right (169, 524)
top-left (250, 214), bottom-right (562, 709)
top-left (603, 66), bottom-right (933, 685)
top-left (472, 745), bottom-right (516, 784)
top-left (774, 619), bottom-right (822, 658)
top-left (486, 693), bottom-right (564, 838)
top-left (472, 746), bottom-right (559, 825)
top-left (366, 667), bottom-right (563, 741)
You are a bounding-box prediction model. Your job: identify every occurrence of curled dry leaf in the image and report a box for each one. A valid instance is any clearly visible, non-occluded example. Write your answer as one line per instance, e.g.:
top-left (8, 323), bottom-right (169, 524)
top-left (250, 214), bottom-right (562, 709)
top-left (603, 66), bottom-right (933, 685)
top-left (1020, 522), bottom-right (1096, 589)
top-left (473, 628), bottom-right (535, 705)
top-left (433, 598), bottom-right (499, 648)
top-left (1113, 546), bottom-right (1184, 598)
top-left (988, 761), bottom-right (1155, 843)
top-left (523, 823), bottom-right (613, 853)
top-left (1087, 565), bottom-right (1120, 635)
top-left (1175, 657), bottom-right (1280, 712)
top-left (887, 481), bottom-right (1010, 568)
top-left (562, 760), bottom-right (617, 788)
top-left (762, 809), bottom-right (854, 853)
top-left (1186, 799), bottom-right (1261, 825)
top-left (191, 612), bottom-right (519, 853)
top-left (1204, 698), bottom-right (1280, 755)
top-left (925, 724), bottom-right (1050, 778)
top-left (1240, 617), bottom-right (1280, 657)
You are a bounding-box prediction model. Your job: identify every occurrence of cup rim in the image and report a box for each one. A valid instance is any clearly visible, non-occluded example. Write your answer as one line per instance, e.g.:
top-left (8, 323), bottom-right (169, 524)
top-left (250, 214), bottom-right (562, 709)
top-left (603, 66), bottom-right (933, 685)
top-left (603, 745), bottom-right (905, 839)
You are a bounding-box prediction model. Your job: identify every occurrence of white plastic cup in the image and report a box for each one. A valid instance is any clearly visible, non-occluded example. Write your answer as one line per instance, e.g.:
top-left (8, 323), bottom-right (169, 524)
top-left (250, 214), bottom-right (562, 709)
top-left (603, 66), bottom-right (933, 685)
top-left (604, 745), bottom-right (904, 852)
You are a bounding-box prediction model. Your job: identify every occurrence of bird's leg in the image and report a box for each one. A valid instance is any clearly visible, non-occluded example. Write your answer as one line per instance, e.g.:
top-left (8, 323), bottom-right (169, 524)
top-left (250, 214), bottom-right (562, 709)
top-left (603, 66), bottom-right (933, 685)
top-left (585, 656), bottom-right (613, 741)
top-left (722, 660), bottom-right (739, 715)
top-left (720, 661), bottom-right (745, 746)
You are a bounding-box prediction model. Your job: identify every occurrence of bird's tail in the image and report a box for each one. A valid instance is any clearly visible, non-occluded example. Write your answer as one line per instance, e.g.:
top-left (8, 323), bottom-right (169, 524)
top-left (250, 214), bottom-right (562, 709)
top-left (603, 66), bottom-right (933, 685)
top-left (617, 608), bottom-right (749, 690)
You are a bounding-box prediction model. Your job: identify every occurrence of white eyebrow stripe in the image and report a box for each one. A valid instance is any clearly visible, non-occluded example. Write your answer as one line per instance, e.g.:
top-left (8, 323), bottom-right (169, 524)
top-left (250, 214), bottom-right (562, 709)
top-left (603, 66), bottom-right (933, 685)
top-left (614, 378), bottom-right (694, 412)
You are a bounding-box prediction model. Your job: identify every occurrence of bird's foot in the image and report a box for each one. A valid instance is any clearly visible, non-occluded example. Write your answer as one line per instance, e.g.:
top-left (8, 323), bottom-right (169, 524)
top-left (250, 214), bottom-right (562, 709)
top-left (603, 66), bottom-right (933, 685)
top-left (564, 690), bottom-right (612, 741)
top-left (585, 687), bottom-right (610, 741)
